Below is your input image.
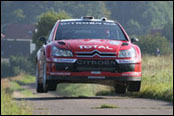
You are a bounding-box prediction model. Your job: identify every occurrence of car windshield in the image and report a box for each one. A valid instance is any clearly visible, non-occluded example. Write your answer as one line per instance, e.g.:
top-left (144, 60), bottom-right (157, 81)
top-left (55, 21), bottom-right (127, 41)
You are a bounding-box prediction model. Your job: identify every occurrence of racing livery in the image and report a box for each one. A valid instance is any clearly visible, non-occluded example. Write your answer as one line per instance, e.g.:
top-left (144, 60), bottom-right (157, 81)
top-left (36, 16), bottom-right (142, 94)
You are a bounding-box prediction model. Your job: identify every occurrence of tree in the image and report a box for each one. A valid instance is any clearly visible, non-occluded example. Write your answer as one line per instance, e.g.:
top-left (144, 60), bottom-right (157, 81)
top-left (162, 21), bottom-right (173, 42)
top-left (136, 33), bottom-right (172, 55)
top-left (11, 9), bottom-right (25, 23)
top-left (105, 1), bottom-right (173, 35)
top-left (32, 10), bottom-right (71, 50)
top-left (1, 1), bottom-right (110, 26)
top-left (126, 19), bottom-right (141, 35)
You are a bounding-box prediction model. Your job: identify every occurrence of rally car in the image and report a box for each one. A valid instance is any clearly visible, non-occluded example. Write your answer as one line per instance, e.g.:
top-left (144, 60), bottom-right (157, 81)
top-left (36, 16), bottom-right (142, 94)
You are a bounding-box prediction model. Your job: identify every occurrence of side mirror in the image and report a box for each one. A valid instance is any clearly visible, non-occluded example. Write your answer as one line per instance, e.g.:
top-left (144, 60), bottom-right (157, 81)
top-left (131, 38), bottom-right (139, 43)
top-left (39, 37), bottom-right (47, 44)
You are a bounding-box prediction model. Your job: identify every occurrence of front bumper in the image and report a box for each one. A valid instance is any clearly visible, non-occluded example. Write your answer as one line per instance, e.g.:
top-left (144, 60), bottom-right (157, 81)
top-left (47, 75), bottom-right (141, 81)
top-left (46, 58), bottom-right (141, 82)
top-left (48, 58), bottom-right (141, 72)
top-left (46, 71), bottom-right (141, 83)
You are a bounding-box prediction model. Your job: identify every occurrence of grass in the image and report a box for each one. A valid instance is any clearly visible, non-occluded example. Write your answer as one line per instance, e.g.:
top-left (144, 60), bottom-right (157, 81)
top-left (56, 84), bottom-right (97, 97)
top-left (92, 104), bottom-right (119, 109)
top-left (10, 73), bottom-right (35, 85)
top-left (1, 88), bottom-right (32, 115)
top-left (1, 74), bottom-right (35, 115)
top-left (8, 74), bottom-right (36, 97)
top-left (1, 80), bottom-right (32, 115)
top-left (133, 54), bottom-right (173, 102)
top-left (56, 83), bottom-right (116, 97)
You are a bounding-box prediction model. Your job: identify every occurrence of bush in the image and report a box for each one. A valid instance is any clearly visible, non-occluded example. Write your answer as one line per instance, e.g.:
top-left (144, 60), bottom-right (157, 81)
top-left (1, 56), bottom-right (34, 78)
top-left (136, 33), bottom-right (172, 55)
top-left (1, 62), bottom-right (13, 78)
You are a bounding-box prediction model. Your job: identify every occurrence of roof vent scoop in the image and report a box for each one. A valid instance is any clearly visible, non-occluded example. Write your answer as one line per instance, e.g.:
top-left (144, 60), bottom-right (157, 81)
top-left (81, 16), bottom-right (94, 20)
top-left (101, 17), bottom-right (107, 21)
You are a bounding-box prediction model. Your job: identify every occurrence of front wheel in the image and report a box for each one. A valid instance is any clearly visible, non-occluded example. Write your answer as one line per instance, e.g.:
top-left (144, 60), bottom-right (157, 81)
top-left (36, 62), bottom-right (48, 93)
top-left (127, 81), bottom-right (141, 92)
top-left (47, 81), bottom-right (57, 91)
top-left (114, 81), bottom-right (127, 94)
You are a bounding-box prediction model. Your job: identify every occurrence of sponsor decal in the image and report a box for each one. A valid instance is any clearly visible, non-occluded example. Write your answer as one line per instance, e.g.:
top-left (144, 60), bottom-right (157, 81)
top-left (109, 41), bottom-right (121, 45)
top-left (53, 58), bottom-right (77, 63)
top-left (88, 76), bottom-right (105, 79)
top-left (86, 40), bottom-right (101, 43)
top-left (76, 60), bottom-right (116, 65)
top-left (79, 45), bottom-right (113, 50)
top-left (60, 22), bottom-right (116, 25)
top-left (122, 72), bottom-right (141, 76)
top-left (50, 72), bottom-right (71, 76)
top-left (91, 71), bottom-right (101, 74)
top-left (116, 59), bottom-right (137, 64)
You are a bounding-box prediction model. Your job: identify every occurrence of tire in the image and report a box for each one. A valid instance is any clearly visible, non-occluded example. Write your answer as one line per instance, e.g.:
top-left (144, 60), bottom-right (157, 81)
top-left (47, 81), bottom-right (57, 91)
top-left (36, 62), bottom-right (48, 93)
top-left (114, 81), bottom-right (127, 94)
top-left (127, 81), bottom-right (141, 92)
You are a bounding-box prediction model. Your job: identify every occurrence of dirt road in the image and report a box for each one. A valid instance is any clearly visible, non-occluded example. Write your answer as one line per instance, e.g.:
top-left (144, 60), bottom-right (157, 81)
top-left (14, 83), bottom-right (173, 115)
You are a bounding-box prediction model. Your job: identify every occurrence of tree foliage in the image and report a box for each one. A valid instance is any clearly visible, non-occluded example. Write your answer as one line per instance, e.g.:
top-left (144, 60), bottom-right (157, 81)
top-left (162, 21), bottom-right (173, 42)
top-left (32, 11), bottom-right (71, 50)
top-left (136, 34), bottom-right (172, 55)
top-left (106, 1), bottom-right (173, 35)
top-left (1, 1), bottom-right (110, 25)
top-left (11, 9), bottom-right (25, 23)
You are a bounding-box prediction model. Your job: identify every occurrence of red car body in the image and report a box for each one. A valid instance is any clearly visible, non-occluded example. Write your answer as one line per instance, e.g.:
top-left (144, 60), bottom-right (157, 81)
top-left (36, 17), bottom-right (141, 94)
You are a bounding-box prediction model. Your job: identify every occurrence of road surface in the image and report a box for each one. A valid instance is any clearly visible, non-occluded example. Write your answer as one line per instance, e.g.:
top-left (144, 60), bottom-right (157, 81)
top-left (14, 83), bottom-right (173, 115)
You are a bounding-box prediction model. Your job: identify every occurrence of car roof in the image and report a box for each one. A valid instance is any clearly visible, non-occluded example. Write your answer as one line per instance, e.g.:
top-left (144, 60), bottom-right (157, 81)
top-left (60, 18), bottom-right (115, 23)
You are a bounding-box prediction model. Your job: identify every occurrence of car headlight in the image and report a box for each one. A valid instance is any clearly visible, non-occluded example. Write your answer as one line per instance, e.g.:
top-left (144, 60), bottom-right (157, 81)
top-left (52, 46), bottom-right (73, 57)
top-left (118, 47), bottom-right (136, 58)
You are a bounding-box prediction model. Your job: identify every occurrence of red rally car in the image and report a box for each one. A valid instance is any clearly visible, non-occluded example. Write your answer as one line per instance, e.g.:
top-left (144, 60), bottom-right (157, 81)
top-left (36, 16), bottom-right (142, 94)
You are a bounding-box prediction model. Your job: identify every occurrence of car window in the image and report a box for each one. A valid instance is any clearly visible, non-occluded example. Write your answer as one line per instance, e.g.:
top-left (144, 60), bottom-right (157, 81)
top-left (55, 21), bottom-right (127, 41)
top-left (48, 22), bottom-right (58, 43)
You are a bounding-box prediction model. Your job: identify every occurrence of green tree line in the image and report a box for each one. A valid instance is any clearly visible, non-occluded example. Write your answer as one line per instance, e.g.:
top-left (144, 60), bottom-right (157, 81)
top-left (2, 1), bottom-right (173, 37)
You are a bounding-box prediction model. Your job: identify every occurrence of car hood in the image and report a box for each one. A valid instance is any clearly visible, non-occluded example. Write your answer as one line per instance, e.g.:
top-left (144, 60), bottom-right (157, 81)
top-left (54, 39), bottom-right (131, 53)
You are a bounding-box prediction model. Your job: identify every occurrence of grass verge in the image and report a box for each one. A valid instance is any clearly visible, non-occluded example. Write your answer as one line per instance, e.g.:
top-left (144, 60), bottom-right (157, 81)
top-left (8, 74), bottom-right (36, 97)
top-left (1, 87), bottom-right (32, 115)
top-left (1, 74), bottom-right (35, 115)
top-left (132, 54), bottom-right (173, 102)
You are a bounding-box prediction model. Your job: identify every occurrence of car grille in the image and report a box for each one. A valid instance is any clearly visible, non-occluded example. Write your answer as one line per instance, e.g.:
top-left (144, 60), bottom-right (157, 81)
top-left (75, 50), bottom-right (116, 58)
top-left (55, 60), bottom-right (135, 72)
